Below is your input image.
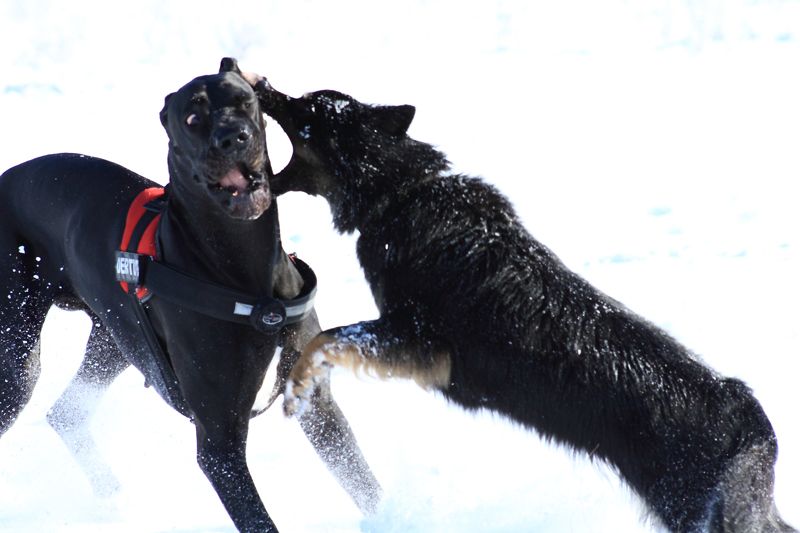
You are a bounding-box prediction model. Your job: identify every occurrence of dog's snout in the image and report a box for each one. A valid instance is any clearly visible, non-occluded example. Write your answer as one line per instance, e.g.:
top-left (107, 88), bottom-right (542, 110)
top-left (214, 126), bottom-right (252, 154)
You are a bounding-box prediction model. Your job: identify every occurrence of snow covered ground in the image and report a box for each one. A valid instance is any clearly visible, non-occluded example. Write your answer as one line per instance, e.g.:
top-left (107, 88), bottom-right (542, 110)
top-left (0, 1), bottom-right (798, 531)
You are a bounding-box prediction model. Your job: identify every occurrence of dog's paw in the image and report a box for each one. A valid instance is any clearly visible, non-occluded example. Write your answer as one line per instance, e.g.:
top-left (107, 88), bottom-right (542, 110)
top-left (283, 377), bottom-right (312, 418)
top-left (240, 70), bottom-right (264, 87)
top-left (283, 350), bottom-right (334, 418)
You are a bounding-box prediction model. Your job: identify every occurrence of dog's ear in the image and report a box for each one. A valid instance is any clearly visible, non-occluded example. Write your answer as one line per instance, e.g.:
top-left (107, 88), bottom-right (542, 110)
top-left (374, 104), bottom-right (415, 136)
top-left (160, 93), bottom-right (174, 129)
top-left (219, 57), bottom-right (243, 76)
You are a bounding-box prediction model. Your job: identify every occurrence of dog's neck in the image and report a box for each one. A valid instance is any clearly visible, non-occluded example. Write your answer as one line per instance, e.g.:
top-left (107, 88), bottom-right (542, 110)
top-left (372, 172), bottom-right (441, 225)
top-left (335, 168), bottom-right (444, 237)
top-left (330, 140), bottom-right (451, 235)
top-left (157, 191), bottom-right (281, 297)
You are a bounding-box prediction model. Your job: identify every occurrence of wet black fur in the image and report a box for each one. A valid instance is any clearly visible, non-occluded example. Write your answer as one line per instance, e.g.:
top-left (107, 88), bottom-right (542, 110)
top-left (260, 85), bottom-right (795, 532)
top-left (0, 60), bottom-right (380, 533)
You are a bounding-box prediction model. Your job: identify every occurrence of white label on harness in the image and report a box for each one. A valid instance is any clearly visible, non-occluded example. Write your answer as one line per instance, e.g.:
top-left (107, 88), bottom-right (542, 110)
top-left (115, 252), bottom-right (140, 284)
top-left (234, 302), bottom-right (253, 316)
top-left (284, 299), bottom-right (315, 319)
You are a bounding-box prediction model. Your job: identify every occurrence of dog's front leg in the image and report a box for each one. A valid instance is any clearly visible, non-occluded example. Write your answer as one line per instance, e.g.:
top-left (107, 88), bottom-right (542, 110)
top-left (195, 418), bottom-right (277, 533)
top-left (296, 379), bottom-right (384, 514)
top-left (271, 310), bottom-right (384, 515)
top-left (284, 317), bottom-right (453, 416)
top-left (175, 326), bottom-right (280, 532)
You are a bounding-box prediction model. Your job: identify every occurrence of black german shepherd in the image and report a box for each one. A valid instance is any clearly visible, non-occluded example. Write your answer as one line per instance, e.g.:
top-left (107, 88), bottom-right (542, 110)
top-left (0, 60), bottom-right (380, 533)
top-left (252, 79), bottom-right (795, 532)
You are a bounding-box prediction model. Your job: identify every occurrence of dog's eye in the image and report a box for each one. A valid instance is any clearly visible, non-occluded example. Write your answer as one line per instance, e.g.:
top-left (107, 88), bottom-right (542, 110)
top-left (186, 114), bottom-right (198, 125)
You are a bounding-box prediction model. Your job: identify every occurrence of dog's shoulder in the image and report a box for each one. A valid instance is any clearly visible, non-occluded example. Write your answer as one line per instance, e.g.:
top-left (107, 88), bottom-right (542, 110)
top-left (370, 174), bottom-right (520, 242)
top-left (357, 174), bottom-right (536, 285)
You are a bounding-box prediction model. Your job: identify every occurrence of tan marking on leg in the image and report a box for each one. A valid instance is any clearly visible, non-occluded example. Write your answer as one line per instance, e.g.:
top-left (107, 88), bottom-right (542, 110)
top-left (331, 341), bottom-right (452, 392)
top-left (288, 332), bottom-right (452, 394)
top-left (284, 333), bottom-right (338, 416)
top-left (284, 330), bottom-right (454, 417)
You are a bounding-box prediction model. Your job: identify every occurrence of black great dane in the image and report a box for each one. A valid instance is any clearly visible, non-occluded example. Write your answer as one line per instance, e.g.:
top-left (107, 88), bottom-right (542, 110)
top-left (0, 59), bottom-right (381, 532)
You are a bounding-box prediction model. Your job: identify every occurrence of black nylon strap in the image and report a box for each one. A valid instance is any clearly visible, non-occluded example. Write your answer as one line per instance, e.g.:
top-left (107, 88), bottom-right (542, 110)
top-left (143, 196), bottom-right (168, 212)
top-left (125, 209), bottom-right (160, 255)
top-left (117, 253), bottom-right (317, 335)
top-left (128, 293), bottom-right (192, 417)
top-left (144, 259), bottom-right (257, 325)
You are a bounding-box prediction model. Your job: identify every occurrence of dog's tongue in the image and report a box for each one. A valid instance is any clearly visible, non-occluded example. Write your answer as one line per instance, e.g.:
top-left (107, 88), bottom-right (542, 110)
top-left (220, 167), bottom-right (249, 192)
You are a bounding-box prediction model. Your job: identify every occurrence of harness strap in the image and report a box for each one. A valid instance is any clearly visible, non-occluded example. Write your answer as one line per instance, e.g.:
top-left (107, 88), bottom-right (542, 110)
top-left (139, 254), bottom-right (317, 334)
top-left (114, 187), bottom-right (190, 415)
top-left (114, 187), bottom-right (318, 416)
top-left (116, 188), bottom-right (317, 335)
top-left (126, 290), bottom-right (192, 417)
top-left (119, 187), bottom-right (165, 299)
top-left (125, 210), bottom-right (159, 254)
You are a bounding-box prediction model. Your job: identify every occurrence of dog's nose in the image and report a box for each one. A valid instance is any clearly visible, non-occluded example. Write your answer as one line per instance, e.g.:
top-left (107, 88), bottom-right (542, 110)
top-left (213, 126), bottom-right (251, 154)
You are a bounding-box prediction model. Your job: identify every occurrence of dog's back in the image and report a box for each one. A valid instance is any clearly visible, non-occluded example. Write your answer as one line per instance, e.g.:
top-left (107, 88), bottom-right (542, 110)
top-left (0, 154), bottom-right (150, 268)
top-left (368, 146), bottom-right (793, 533)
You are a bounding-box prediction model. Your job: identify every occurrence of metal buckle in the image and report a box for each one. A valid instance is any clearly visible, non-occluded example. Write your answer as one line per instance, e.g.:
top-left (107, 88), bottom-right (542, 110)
top-left (249, 298), bottom-right (287, 335)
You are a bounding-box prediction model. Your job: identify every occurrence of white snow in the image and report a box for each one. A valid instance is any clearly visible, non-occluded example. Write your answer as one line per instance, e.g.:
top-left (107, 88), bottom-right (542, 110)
top-left (0, 1), bottom-right (798, 532)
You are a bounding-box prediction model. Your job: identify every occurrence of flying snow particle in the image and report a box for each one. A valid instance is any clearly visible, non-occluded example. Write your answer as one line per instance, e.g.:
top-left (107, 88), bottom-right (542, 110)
top-left (334, 100), bottom-right (350, 113)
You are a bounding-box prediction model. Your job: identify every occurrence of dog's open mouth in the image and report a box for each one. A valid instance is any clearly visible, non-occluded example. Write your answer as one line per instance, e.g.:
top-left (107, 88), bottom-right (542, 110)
top-left (209, 164), bottom-right (257, 196)
top-left (206, 163), bottom-right (271, 219)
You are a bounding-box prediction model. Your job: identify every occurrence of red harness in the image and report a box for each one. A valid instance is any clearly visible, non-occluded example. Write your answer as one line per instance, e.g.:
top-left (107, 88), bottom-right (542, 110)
top-left (112, 185), bottom-right (317, 416)
top-left (114, 186), bottom-right (317, 335)
top-left (119, 187), bottom-right (164, 299)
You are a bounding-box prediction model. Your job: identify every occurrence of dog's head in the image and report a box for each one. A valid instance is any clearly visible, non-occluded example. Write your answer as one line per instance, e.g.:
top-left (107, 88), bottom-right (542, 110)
top-left (259, 85), bottom-right (449, 233)
top-left (160, 58), bottom-right (271, 220)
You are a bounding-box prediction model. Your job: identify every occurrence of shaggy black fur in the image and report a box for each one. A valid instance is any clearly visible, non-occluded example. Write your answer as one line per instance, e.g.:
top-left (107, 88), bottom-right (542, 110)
top-left (256, 82), bottom-right (795, 532)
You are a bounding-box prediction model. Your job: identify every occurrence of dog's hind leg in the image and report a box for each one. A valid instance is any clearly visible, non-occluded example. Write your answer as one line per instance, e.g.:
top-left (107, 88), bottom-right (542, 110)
top-left (0, 248), bottom-right (49, 436)
top-left (0, 329), bottom-right (44, 435)
top-left (703, 387), bottom-right (797, 533)
top-left (709, 439), bottom-right (797, 533)
top-left (46, 312), bottom-right (130, 497)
